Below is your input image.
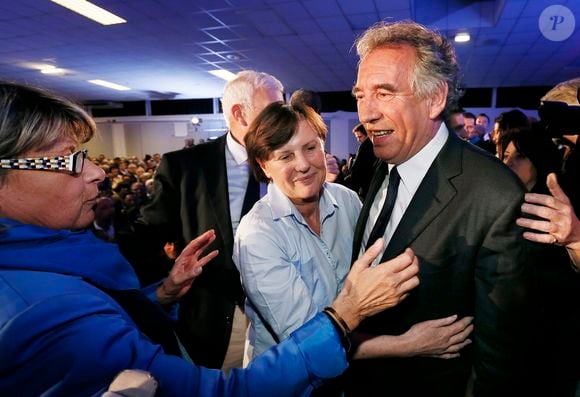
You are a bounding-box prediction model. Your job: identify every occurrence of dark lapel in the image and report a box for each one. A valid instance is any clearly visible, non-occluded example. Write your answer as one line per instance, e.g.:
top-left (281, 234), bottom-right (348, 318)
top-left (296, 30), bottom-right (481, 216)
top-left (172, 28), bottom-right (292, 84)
top-left (351, 161), bottom-right (388, 264)
top-left (380, 133), bottom-right (462, 262)
top-left (200, 135), bottom-right (235, 251)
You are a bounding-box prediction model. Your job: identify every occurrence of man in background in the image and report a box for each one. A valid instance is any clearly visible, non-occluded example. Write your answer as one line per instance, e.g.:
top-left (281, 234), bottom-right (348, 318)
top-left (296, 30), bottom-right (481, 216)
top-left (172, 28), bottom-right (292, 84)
top-left (344, 123), bottom-right (377, 199)
top-left (134, 71), bottom-right (284, 370)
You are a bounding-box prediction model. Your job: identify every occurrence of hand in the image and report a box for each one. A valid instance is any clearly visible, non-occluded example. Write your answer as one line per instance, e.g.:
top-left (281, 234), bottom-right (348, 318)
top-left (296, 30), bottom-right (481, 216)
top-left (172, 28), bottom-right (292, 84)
top-left (401, 315), bottom-right (474, 359)
top-left (325, 153), bottom-right (339, 182)
top-left (156, 230), bottom-right (219, 305)
top-left (516, 173), bottom-right (580, 250)
top-left (331, 239), bottom-right (420, 331)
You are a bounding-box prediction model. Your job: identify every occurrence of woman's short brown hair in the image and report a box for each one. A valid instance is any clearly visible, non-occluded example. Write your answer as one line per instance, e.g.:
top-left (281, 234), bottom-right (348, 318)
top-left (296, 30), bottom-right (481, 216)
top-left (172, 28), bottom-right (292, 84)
top-left (244, 102), bottom-right (327, 183)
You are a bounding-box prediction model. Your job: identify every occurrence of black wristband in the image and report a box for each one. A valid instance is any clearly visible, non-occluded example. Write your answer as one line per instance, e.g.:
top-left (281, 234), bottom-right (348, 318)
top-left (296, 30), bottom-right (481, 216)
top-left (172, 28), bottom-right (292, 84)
top-left (323, 308), bottom-right (352, 356)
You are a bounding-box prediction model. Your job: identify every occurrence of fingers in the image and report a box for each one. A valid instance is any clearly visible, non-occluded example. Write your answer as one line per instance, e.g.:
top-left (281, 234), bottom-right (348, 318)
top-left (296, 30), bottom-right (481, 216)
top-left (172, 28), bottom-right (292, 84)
top-left (520, 200), bottom-right (557, 221)
top-left (453, 316), bottom-right (474, 330)
top-left (449, 322), bottom-right (474, 344)
top-left (430, 352), bottom-right (461, 359)
top-left (423, 314), bottom-right (458, 327)
top-left (546, 173), bottom-right (570, 204)
top-left (427, 315), bottom-right (474, 341)
top-left (516, 216), bottom-right (551, 232)
top-left (352, 238), bottom-right (385, 271)
top-left (521, 231), bottom-right (557, 245)
top-left (394, 254), bottom-right (420, 296)
top-left (195, 249), bottom-right (219, 269)
top-left (429, 335), bottom-right (473, 359)
top-left (181, 229), bottom-right (216, 256)
top-left (383, 248), bottom-right (417, 273)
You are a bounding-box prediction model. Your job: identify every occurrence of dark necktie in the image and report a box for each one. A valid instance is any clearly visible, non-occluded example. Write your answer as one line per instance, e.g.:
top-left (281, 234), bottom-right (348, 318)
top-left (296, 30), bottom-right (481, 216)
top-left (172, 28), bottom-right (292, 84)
top-left (241, 171), bottom-right (260, 217)
top-left (365, 166), bottom-right (401, 250)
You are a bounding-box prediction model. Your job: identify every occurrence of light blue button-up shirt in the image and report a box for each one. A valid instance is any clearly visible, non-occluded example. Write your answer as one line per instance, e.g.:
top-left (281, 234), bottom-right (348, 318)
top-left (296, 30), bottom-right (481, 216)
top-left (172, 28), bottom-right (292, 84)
top-left (233, 182), bottom-right (362, 357)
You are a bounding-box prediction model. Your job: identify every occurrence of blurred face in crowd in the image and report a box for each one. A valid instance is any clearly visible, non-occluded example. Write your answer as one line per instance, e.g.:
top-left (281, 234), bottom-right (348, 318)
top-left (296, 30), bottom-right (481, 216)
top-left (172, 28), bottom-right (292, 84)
top-left (354, 45), bottom-right (446, 164)
top-left (464, 116), bottom-right (476, 138)
top-left (502, 141), bottom-right (537, 191)
top-left (0, 138), bottom-right (105, 229)
top-left (259, 119), bottom-right (327, 206)
top-left (353, 129), bottom-right (367, 144)
top-left (94, 196), bottom-right (115, 226)
top-left (476, 115), bottom-right (489, 132)
top-left (449, 112), bottom-right (467, 139)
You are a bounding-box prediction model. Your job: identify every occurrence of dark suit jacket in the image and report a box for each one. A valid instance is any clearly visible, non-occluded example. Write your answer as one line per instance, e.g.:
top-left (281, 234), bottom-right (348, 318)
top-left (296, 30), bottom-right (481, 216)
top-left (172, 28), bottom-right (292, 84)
top-left (137, 135), bottom-right (244, 368)
top-left (344, 138), bottom-right (377, 200)
top-left (346, 133), bottom-right (532, 397)
top-left (474, 137), bottom-right (496, 155)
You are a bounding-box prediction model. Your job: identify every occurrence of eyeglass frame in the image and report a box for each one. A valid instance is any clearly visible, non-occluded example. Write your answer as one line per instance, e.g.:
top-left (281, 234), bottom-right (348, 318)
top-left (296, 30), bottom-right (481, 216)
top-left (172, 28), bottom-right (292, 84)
top-left (0, 149), bottom-right (88, 175)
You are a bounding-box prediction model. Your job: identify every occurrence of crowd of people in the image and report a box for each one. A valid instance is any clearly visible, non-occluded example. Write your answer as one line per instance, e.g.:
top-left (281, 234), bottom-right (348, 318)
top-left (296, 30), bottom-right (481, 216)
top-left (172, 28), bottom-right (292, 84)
top-left (0, 20), bottom-right (579, 397)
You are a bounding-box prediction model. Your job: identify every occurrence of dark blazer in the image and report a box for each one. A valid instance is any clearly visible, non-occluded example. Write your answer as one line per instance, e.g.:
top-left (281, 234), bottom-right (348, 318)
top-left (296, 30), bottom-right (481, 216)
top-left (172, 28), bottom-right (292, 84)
top-left (344, 138), bottom-right (377, 200)
top-left (346, 133), bottom-right (532, 397)
top-left (474, 136), bottom-right (496, 155)
top-left (137, 135), bottom-right (244, 368)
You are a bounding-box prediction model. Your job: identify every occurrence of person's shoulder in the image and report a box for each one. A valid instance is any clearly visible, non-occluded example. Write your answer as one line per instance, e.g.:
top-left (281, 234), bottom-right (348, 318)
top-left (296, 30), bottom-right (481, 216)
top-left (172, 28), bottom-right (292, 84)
top-left (0, 271), bottom-right (125, 348)
top-left (238, 200), bottom-right (275, 232)
top-left (450, 138), bottom-right (525, 194)
top-left (324, 182), bottom-right (362, 209)
top-left (326, 182), bottom-right (360, 198)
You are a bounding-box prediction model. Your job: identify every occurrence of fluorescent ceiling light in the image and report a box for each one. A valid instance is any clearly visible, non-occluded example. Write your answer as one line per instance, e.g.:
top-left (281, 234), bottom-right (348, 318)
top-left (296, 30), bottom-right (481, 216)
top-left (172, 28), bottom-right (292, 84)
top-left (88, 79), bottom-right (131, 91)
top-left (454, 32), bottom-right (470, 43)
top-left (209, 69), bottom-right (237, 81)
top-left (50, 0), bottom-right (126, 25)
top-left (40, 67), bottom-right (67, 75)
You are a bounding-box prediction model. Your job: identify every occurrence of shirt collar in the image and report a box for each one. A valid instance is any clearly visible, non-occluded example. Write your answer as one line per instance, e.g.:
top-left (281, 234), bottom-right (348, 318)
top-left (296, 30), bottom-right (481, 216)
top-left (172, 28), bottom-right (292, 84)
top-left (226, 131), bottom-right (248, 165)
top-left (267, 182), bottom-right (337, 222)
top-left (392, 122), bottom-right (448, 191)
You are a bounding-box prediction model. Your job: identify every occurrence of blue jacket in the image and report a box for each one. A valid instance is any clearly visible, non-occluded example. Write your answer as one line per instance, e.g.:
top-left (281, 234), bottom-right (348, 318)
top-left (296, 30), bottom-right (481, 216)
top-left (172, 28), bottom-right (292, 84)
top-left (0, 218), bottom-right (347, 396)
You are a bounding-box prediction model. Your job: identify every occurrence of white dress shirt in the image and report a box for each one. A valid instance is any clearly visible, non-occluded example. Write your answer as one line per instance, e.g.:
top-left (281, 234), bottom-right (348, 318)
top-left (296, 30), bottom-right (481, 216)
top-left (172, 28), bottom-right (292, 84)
top-left (361, 123), bottom-right (449, 265)
top-left (225, 132), bottom-right (252, 237)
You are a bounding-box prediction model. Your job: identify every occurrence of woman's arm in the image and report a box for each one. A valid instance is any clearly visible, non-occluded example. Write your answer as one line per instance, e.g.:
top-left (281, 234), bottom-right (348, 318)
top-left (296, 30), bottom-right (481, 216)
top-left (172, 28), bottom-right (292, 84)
top-left (351, 315), bottom-right (473, 360)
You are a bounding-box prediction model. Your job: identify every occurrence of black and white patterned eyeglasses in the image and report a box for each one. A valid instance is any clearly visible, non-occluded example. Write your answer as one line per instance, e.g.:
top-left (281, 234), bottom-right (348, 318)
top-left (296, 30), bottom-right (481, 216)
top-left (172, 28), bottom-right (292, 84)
top-left (0, 150), bottom-right (87, 175)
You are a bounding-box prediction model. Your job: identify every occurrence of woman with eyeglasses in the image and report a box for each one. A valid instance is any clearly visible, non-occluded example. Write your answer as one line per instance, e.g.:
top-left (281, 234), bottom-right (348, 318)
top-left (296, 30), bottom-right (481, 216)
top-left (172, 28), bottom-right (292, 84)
top-left (0, 82), bottom-right (422, 396)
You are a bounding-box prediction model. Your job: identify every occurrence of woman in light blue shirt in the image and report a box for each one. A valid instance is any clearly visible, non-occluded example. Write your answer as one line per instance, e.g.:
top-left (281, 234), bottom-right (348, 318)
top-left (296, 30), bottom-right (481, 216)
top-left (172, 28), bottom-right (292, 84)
top-left (234, 102), bottom-right (473, 362)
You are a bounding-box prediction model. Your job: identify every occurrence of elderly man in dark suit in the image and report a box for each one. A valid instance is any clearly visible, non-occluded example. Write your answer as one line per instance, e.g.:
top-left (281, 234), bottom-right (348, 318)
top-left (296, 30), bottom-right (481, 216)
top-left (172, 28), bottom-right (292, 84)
top-left (347, 21), bottom-right (531, 397)
top-left (137, 71), bottom-right (284, 370)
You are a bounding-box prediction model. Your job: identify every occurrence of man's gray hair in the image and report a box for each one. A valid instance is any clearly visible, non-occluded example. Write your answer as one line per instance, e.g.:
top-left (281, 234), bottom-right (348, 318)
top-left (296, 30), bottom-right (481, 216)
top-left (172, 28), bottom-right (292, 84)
top-left (355, 20), bottom-right (462, 116)
top-left (221, 70), bottom-right (284, 128)
top-left (541, 77), bottom-right (580, 105)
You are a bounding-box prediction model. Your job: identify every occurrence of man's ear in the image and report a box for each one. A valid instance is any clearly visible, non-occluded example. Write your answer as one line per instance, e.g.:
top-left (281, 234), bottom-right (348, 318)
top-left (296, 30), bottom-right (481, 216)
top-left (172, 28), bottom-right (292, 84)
top-left (232, 104), bottom-right (248, 127)
top-left (428, 82), bottom-right (448, 120)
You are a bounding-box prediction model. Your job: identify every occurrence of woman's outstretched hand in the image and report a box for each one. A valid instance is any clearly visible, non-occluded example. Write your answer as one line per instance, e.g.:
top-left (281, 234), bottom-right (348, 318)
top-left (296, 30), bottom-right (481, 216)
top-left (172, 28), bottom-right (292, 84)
top-left (156, 230), bottom-right (219, 305)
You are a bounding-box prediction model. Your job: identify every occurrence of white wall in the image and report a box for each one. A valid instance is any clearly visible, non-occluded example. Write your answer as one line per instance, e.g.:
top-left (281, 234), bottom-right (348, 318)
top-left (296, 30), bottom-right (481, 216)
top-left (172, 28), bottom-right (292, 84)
top-left (89, 114), bottom-right (227, 158)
